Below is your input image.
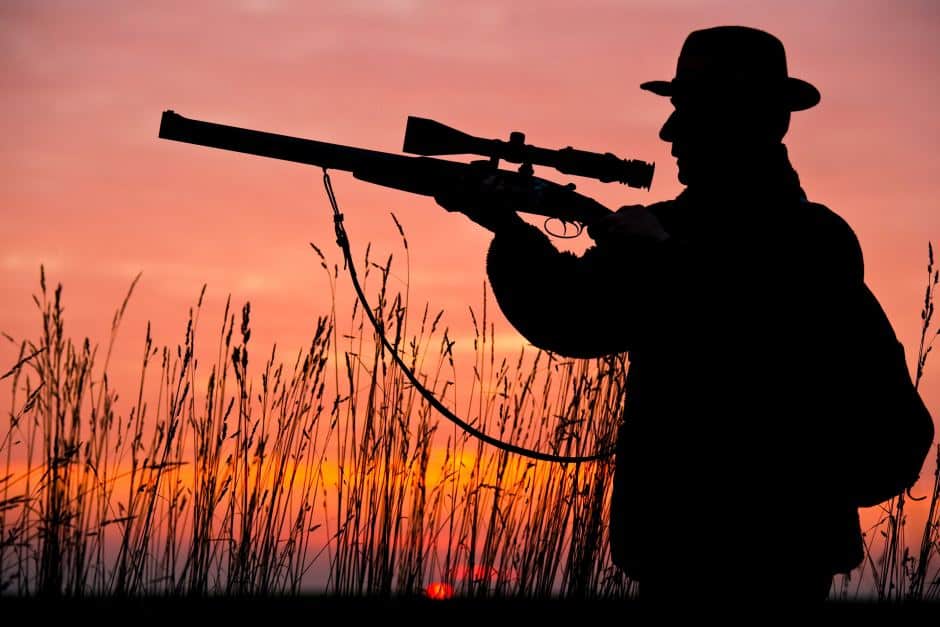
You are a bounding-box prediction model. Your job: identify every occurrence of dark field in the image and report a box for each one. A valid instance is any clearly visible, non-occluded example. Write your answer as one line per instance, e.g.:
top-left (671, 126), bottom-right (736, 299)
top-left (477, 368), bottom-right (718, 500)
top-left (2, 594), bottom-right (934, 623)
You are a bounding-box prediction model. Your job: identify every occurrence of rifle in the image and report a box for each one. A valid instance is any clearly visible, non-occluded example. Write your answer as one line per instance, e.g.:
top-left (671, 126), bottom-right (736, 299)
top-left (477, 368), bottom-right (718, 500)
top-left (158, 111), bottom-right (654, 230)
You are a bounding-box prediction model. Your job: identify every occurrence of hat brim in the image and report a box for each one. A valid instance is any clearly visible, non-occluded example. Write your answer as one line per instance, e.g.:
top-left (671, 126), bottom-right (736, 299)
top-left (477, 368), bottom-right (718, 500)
top-left (640, 77), bottom-right (820, 111)
top-left (785, 78), bottom-right (820, 111)
top-left (639, 80), bottom-right (673, 97)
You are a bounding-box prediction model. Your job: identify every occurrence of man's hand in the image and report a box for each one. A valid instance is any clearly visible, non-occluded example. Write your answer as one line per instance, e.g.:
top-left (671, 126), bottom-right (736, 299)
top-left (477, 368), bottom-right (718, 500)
top-left (434, 169), bottom-right (525, 233)
top-left (586, 204), bottom-right (670, 245)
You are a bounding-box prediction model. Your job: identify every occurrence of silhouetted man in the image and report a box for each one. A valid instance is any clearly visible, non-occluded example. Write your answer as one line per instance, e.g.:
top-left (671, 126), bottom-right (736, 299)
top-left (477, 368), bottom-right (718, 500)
top-left (437, 26), bottom-right (867, 602)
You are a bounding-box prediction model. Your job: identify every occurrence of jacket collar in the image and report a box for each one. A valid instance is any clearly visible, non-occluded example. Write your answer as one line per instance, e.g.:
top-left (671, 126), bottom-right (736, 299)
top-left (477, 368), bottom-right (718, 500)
top-left (665, 144), bottom-right (807, 240)
top-left (678, 143), bottom-right (806, 208)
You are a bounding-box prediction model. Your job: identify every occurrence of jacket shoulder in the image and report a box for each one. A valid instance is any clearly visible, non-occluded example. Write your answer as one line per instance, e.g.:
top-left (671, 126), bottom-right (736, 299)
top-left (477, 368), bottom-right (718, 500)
top-left (797, 200), bottom-right (865, 283)
top-left (800, 201), bottom-right (853, 234)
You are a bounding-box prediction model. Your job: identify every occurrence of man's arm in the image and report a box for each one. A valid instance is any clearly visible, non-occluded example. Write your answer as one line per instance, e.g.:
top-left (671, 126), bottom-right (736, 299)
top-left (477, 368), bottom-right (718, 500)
top-left (485, 206), bottom-right (680, 358)
top-left (433, 173), bottom-right (681, 358)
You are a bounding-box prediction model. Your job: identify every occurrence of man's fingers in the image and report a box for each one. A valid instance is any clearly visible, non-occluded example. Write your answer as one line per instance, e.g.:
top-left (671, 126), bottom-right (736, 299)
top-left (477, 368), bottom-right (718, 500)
top-left (586, 204), bottom-right (669, 243)
top-left (586, 214), bottom-right (617, 241)
top-left (587, 207), bottom-right (639, 239)
top-left (433, 171), bottom-right (525, 233)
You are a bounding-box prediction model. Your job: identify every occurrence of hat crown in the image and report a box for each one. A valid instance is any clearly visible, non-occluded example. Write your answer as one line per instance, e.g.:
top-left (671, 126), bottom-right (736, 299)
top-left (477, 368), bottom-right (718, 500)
top-left (676, 26), bottom-right (788, 84)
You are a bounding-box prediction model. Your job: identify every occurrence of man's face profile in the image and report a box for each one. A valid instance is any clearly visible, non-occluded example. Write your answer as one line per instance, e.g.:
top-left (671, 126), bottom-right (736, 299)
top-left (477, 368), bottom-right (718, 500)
top-left (659, 90), bottom-right (791, 187)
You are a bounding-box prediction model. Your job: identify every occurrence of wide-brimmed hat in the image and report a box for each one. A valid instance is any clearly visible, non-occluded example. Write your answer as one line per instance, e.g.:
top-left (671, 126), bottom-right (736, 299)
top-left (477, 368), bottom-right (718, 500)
top-left (640, 26), bottom-right (820, 111)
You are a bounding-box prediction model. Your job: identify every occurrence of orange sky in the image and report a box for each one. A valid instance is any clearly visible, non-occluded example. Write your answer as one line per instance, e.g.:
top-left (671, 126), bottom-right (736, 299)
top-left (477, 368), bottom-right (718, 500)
top-left (1, 1), bottom-right (938, 453)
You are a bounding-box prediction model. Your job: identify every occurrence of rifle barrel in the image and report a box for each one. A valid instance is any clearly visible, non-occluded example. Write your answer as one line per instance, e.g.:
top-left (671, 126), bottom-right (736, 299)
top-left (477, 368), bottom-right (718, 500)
top-left (159, 110), bottom-right (407, 173)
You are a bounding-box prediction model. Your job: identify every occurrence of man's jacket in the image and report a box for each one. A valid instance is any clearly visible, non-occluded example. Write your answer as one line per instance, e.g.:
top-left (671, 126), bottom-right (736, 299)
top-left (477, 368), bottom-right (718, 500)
top-left (484, 145), bottom-right (867, 579)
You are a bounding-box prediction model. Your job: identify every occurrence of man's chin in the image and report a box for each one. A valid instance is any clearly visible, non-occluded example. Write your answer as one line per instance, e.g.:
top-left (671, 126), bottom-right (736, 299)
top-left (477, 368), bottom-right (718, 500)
top-left (676, 162), bottom-right (708, 187)
top-left (677, 168), bottom-right (690, 186)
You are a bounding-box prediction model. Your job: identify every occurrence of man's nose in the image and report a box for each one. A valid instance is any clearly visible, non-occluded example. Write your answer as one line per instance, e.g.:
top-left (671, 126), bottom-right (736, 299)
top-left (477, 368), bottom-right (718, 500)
top-left (659, 110), bottom-right (678, 143)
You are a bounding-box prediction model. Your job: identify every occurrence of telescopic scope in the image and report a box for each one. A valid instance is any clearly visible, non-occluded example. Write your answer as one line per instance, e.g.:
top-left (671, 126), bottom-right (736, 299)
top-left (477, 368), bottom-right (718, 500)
top-left (402, 116), bottom-right (654, 190)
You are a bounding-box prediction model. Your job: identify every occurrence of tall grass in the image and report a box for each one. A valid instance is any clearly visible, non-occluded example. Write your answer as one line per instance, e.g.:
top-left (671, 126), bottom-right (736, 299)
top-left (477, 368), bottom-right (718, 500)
top-left (853, 242), bottom-right (940, 601)
top-left (0, 231), bottom-right (628, 598)
top-left (1, 236), bottom-right (936, 600)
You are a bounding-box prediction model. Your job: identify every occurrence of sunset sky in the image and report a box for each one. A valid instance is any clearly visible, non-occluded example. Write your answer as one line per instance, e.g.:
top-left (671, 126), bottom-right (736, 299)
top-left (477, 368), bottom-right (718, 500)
top-left (1, 0), bottom-right (937, 460)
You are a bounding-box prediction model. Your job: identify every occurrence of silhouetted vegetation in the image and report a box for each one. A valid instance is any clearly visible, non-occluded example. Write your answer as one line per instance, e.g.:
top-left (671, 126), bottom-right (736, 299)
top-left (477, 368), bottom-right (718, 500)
top-left (1, 233), bottom-right (936, 601)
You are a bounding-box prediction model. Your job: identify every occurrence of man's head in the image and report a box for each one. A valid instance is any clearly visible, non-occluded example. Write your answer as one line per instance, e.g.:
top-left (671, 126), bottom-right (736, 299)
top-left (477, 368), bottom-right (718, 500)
top-left (640, 26), bottom-right (819, 186)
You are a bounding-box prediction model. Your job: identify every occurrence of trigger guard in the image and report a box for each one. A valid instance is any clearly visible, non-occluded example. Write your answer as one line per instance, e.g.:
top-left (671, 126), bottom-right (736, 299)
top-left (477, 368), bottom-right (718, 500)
top-left (544, 218), bottom-right (584, 239)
